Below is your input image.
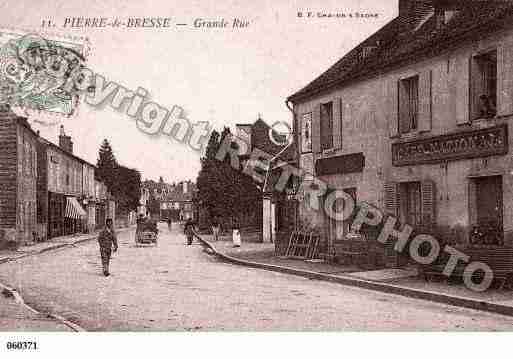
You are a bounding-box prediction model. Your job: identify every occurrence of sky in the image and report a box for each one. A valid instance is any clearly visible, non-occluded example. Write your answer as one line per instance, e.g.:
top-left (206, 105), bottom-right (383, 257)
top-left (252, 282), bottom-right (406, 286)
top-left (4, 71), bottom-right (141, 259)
top-left (1, 0), bottom-right (396, 183)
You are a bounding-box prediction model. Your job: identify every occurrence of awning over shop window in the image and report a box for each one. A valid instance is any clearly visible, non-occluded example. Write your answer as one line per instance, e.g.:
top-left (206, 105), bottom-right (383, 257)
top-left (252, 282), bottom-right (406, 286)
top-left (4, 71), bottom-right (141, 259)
top-left (65, 197), bottom-right (87, 219)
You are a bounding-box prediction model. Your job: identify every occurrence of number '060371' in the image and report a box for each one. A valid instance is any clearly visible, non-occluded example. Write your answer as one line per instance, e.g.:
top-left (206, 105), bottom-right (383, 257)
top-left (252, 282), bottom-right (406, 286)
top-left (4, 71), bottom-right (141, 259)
top-left (6, 341), bottom-right (37, 350)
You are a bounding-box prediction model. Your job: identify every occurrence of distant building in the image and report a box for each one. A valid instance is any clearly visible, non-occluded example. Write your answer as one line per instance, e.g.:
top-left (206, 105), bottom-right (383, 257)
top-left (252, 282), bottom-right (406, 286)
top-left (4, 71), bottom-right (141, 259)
top-left (235, 117), bottom-right (296, 242)
top-left (141, 179), bottom-right (196, 221)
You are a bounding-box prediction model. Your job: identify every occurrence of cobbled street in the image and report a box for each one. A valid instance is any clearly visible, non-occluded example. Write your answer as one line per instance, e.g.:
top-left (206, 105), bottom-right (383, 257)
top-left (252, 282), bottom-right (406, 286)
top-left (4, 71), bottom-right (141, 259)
top-left (1, 223), bottom-right (513, 331)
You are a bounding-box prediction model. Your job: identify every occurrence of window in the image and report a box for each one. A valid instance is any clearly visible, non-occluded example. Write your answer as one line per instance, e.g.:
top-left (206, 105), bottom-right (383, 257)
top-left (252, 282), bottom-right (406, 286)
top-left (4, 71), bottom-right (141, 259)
top-left (399, 182), bottom-right (422, 227)
top-left (301, 113), bottom-right (312, 153)
top-left (66, 162), bottom-right (70, 186)
top-left (471, 50), bottom-right (497, 120)
top-left (470, 176), bottom-right (503, 245)
top-left (358, 45), bottom-right (377, 61)
top-left (399, 75), bottom-right (419, 134)
top-left (320, 102), bottom-right (333, 150)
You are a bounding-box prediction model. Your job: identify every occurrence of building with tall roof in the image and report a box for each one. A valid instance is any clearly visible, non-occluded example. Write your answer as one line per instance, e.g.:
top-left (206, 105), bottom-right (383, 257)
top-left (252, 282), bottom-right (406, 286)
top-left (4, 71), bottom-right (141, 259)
top-left (287, 0), bottom-right (513, 265)
top-left (37, 125), bottom-right (112, 239)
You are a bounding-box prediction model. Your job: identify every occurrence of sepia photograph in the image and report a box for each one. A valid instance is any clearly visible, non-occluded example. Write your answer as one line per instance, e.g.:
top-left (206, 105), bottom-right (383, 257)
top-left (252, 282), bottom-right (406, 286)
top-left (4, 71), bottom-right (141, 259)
top-left (1, 0), bottom-right (513, 357)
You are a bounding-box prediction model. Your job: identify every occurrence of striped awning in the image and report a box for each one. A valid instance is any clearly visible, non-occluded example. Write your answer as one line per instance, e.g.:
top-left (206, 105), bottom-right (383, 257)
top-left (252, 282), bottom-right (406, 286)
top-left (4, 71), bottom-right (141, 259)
top-left (65, 197), bottom-right (87, 219)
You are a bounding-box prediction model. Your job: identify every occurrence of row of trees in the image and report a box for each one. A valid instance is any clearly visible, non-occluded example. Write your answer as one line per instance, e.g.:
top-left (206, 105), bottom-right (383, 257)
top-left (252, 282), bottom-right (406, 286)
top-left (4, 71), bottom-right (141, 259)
top-left (96, 139), bottom-right (142, 215)
top-left (196, 127), bottom-right (261, 229)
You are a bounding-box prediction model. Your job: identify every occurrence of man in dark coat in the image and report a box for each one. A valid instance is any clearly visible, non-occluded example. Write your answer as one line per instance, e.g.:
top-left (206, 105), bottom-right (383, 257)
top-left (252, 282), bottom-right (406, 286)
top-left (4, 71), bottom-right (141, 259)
top-left (98, 218), bottom-right (118, 276)
top-left (184, 218), bottom-right (196, 245)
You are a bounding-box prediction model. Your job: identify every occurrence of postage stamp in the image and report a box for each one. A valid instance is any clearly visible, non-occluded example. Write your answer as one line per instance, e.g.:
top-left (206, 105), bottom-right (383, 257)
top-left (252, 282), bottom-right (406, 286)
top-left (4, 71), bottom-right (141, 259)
top-left (0, 27), bottom-right (90, 125)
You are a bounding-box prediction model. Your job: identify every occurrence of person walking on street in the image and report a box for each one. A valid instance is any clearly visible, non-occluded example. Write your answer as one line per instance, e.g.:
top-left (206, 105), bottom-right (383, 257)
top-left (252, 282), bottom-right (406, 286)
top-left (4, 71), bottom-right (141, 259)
top-left (184, 218), bottom-right (197, 245)
top-left (211, 218), bottom-right (220, 241)
top-left (167, 217), bottom-right (172, 231)
top-left (98, 218), bottom-right (118, 277)
top-left (135, 214), bottom-right (145, 241)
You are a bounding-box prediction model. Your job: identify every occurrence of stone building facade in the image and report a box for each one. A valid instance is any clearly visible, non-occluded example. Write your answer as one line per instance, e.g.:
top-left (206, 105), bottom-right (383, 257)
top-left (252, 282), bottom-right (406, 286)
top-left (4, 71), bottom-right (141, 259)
top-left (288, 1), bottom-right (513, 264)
top-left (0, 107), bottom-right (39, 246)
top-left (38, 126), bottom-right (105, 239)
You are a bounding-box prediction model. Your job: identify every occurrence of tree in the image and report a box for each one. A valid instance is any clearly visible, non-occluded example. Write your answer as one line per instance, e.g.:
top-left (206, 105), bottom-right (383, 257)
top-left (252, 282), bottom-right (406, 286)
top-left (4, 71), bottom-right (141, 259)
top-left (96, 139), bottom-right (118, 194)
top-left (116, 165), bottom-right (142, 215)
top-left (196, 127), bottom-right (261, 229)
top-left (196, 130), bottom-right (221, 222)
top-left (96, 139), bottom-right (142, 216)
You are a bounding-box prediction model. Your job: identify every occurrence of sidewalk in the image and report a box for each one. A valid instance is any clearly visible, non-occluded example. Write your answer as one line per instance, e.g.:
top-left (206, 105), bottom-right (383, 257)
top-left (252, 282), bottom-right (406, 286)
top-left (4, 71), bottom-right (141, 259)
top-left (0, 225), bottom-right (135, 264)
top-left (0, 226), bottom-right (134, 331)
top-left (199, 235), bottom-right (513, 317)
top-left (0, 289), bottom-right (71, 331)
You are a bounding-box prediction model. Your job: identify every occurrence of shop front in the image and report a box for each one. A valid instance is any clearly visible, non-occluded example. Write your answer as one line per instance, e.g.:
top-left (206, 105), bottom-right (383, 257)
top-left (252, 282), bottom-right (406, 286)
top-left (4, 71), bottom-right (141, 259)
top-left (48, 192), bottom-right (65, 239)
top-left (63, 196), bottom-right (87, 235)
top-left (47, 192), bottom-right (89, 238)
top-left (389, 123), bottom-right (510, 250)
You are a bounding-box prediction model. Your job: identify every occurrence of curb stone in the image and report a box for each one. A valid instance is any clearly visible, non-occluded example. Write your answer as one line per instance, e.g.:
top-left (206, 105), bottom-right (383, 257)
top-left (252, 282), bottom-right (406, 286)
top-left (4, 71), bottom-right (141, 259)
top-left (197, 236), bottom-right (513, 318)
top-left (0, 282), bottom-right (86, 332)
top-left (0, 226), bottom-right (134, 332)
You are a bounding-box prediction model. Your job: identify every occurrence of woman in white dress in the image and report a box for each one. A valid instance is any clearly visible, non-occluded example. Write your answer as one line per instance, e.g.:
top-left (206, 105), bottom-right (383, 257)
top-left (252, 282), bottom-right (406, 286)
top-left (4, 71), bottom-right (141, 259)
top-left (232, 220), bottom-right (241, 247)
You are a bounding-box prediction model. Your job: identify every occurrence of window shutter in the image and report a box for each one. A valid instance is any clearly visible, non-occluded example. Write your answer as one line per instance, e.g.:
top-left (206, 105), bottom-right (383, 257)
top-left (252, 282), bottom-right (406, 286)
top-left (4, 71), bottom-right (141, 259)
top-left (418, 70), bottom-right (432, 132)
top-left (321, 103), bottom-right (333, 150)
top-left (312, 104), bottom-right (321, 153)
top-left (333, 97), bottom-right (343, 149)
top-left (469, 55), bottom-right (482, 120)
top-left (498, 43), bottom-right (513, 117)
top-left (384, 182), bottom-right (399, 217)
top-left (387, 79), bottom-right (399, 138)
top-left (421, 180), bottom-right (436, 226)
top-left (398, 80), bottom-right (410, 134)
top-left (455, 56), bottom-right (470, 125)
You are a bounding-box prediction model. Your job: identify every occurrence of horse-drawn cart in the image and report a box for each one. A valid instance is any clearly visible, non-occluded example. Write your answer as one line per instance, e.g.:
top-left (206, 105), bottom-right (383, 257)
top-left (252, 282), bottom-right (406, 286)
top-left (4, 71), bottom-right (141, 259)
top-left (136, 219), bottom-right (158, 246)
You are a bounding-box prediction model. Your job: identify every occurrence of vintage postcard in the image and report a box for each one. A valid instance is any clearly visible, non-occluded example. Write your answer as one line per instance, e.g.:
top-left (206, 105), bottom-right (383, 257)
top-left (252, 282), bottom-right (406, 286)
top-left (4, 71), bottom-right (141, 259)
top-left (1, 0), bottom-right (513, 358)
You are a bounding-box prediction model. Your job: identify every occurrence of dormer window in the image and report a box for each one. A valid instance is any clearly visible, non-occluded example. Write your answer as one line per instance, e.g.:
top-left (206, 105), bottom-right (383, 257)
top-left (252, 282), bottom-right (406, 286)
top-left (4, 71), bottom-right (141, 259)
top-left (434, 7), bottom-right (445, 30)
top-left (358, 45), bottom-right (378, 62)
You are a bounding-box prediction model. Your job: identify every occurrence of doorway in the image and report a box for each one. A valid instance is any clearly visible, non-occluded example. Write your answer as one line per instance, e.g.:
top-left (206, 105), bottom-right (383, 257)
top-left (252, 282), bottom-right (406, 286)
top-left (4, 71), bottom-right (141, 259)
top-left (474, 175), bottom-right (503, 243)
top-left (399, 182), bottom-right (422, 228)
top-left (326, 187), bottom-right (357, 242)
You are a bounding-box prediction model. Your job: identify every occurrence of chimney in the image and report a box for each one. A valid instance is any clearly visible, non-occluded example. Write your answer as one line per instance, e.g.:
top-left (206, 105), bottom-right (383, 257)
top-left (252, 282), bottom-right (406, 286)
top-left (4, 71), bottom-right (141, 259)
top-left (58, 125), bottom-right (73, 153)
top-left (399, 0), bottom-right (415, 17)
top-left (434, 6), bottom-right (445, 31)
